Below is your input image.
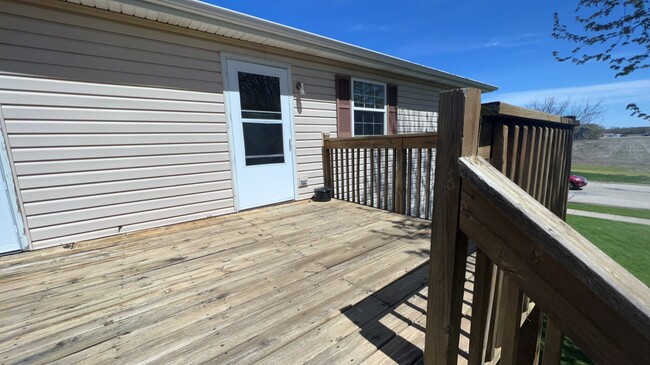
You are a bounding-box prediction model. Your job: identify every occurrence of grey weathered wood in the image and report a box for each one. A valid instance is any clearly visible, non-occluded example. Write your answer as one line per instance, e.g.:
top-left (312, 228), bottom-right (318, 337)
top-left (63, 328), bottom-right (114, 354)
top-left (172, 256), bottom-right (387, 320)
top-left (424, 88), bottom-right (481, 365)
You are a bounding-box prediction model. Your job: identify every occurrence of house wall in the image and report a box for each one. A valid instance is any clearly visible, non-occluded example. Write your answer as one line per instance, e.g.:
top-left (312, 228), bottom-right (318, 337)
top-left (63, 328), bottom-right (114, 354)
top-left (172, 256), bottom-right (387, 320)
top-left (0, 0), bottom-right (443, 249)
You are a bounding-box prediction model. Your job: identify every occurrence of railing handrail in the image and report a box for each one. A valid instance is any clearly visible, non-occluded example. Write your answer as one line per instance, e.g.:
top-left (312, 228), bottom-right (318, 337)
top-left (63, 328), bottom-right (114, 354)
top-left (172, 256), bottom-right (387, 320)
top-left (323, 132), bottom-right (438, 149)
top-left (458, 155), bottom-right (650, 364)
top-left (481, 102), bottom-right (580, 126)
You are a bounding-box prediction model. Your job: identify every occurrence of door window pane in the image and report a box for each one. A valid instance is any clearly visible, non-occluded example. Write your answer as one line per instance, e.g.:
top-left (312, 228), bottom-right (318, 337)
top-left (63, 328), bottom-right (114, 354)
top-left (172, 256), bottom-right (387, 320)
top-left (238, 72), bottom-right (281, 120)
top-left (243, 122), bottom-right (285, 166)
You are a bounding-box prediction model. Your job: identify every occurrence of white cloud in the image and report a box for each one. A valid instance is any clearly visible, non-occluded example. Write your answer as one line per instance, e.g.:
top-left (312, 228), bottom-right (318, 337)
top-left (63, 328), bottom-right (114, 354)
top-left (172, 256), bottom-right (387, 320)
top-left (483, 79), bottom-right (650, 106)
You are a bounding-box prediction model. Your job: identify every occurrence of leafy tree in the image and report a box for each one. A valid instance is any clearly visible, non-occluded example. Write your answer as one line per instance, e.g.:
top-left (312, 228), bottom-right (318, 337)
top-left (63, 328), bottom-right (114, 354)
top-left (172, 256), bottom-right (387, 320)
top-left (526, 97), bottom-right (606, 139)
top-left (552, 0), bottom-right (650, 120)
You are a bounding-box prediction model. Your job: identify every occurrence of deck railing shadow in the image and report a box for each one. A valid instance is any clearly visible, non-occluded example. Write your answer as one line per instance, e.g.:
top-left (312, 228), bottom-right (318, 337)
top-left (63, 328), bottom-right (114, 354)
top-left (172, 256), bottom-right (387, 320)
top-left (339, 251), bottom-right (477, 365)
top-left (323, 90), bottom-right (650, 364)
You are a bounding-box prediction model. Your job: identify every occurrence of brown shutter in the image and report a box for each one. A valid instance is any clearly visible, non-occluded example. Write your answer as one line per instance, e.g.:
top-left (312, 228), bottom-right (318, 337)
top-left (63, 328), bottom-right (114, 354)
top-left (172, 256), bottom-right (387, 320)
top-left (335, 75), bottom-right (352, 137)
top-left (387, 84), bottom-right (398, 134)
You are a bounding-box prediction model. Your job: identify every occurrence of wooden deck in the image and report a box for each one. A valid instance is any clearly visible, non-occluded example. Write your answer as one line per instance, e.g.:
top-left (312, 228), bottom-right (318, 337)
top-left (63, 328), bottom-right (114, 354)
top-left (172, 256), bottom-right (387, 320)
top-left (0, 199), bottom-right (471, 365)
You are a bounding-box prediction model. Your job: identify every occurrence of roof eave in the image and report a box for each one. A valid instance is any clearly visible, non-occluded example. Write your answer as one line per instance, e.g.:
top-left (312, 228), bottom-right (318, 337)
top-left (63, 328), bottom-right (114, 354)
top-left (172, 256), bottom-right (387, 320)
top-left (73, 0), bottom-right (498, 92)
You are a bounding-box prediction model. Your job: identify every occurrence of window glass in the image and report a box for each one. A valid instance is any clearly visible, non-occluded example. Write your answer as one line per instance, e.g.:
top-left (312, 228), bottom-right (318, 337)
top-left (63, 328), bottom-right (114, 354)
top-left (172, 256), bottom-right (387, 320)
top-left (238, 72), bottom-right (282, 120)
top-left (354, 111), bottom-right (384, 136)
top-left (243, 122), bottom-right (284, 166)
top-left (352, 80), bottom-right (386, 135)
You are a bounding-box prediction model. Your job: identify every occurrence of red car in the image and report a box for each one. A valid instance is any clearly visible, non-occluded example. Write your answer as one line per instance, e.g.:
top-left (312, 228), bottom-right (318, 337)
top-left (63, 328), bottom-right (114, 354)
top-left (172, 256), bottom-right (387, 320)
top-left (569, 175), bottom-right (588, 190)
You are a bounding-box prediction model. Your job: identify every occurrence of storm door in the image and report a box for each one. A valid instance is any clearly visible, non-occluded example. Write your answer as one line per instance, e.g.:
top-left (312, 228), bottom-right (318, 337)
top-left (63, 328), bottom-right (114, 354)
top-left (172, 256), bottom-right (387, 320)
top-left (226, 60), bottom-right (295, 210)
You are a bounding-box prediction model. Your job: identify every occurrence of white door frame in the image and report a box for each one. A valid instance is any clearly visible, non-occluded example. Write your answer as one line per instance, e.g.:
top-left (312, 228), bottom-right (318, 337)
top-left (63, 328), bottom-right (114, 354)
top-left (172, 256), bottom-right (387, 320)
top-left (221, 54), bottom-right (298, 211)
top-left (0, 106), bottom-right (30, 252)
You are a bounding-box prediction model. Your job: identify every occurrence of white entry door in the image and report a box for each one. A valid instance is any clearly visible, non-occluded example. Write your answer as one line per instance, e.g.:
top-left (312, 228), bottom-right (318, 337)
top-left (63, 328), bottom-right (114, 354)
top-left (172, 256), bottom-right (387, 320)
top-left (226, 60), bottom-right (296, 210)
top-left (0, 159), bottom-right (21, 253)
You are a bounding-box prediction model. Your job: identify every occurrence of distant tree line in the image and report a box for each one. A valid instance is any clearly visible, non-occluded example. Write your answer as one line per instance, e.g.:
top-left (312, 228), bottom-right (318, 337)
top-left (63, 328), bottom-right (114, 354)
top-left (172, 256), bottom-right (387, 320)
top-left (605, 126), bottom-right (650, 134)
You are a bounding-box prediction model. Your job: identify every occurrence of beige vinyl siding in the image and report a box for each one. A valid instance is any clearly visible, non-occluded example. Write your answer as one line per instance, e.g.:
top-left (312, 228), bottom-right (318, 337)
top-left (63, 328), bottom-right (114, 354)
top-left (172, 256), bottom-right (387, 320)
top-left (292, 66), bottom-right (337, 199)
top-left (0, 1), bottom-right (233, 249)
top-left (0, 77), bottom-right (234, 249)
top-left (0, 1), bottom-right (222, 93)
top-left (0, 0), bottom-right (445, 249)
top-left (398, 84), bottom-right (440, 134)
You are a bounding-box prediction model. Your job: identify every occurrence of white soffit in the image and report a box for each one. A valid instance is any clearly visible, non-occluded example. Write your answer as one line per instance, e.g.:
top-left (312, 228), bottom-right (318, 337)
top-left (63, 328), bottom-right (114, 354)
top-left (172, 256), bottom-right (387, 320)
top-left (62, 0), bottom-right (497, 92)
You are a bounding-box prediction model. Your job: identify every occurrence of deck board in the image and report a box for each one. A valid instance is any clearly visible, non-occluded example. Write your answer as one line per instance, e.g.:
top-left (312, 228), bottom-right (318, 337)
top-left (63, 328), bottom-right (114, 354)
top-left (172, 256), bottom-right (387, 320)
top-left (0, 200), bottom-right (473, 364)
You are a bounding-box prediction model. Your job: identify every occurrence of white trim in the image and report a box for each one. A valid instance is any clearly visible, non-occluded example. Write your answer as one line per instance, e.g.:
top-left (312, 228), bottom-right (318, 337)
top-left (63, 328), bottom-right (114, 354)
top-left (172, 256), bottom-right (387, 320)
top-left (221, 54), bottom-right (297, 210)
top-left (0, 106), bottom-right (30, 251)
top-left (350, 78), bottom-right (388, 137)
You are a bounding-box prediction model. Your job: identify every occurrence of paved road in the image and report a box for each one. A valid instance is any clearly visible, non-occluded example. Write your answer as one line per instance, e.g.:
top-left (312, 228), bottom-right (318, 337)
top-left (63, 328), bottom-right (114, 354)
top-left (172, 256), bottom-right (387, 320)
top-left (568, 182), bottom-right (650, 210)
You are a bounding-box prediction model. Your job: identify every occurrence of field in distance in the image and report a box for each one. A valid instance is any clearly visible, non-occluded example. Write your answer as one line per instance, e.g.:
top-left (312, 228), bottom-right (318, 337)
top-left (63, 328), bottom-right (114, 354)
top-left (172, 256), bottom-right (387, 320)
top-left (571, 135), bottom-right (650, 184)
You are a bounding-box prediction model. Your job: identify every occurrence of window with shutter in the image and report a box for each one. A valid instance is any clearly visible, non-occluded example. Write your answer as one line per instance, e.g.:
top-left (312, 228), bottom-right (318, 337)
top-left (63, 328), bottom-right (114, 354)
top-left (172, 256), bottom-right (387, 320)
top-left (335, 75), bottom-right (397, 136)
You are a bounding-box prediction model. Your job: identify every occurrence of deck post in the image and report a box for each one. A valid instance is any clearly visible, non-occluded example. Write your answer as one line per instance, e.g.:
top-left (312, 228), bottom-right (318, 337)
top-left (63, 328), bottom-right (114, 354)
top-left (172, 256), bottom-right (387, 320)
top-left (424, 88), bottom-right (481, 365)
top-left (322, 133), bottom-right (332, 189)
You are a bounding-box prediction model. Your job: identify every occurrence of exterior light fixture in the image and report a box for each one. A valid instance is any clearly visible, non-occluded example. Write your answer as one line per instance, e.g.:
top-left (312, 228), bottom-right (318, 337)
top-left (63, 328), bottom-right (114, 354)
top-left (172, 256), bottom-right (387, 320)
top-left (295, 82), bottom-right (305, 95)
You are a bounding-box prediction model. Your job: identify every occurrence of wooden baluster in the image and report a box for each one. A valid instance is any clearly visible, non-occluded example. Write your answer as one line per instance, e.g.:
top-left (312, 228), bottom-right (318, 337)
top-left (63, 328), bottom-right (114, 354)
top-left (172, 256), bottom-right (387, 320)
top-left (384, 148), bottom-right (389, 210)
top-left (516, 307), bottom-right (543, 365)
top-left (516, 126), bottom-right (529, 188)
top-left (350, 148), bottom-right (358, 203)
top-left (364, 148), bottom-right (368, 206)
top-left (425, 148), bottom-right (433, 220)
top-left (535, 127), bottom-right (550, 203)
top-left (415, 148), bottom-right (423, 218)
top-left (561, 128), bottom-right (574, 220)
top-left (407, 149), bottom-right (413, 216)
top-left (541, 319), bottom-right (563, 365)
top-left (507, 124), bottom-right (519, 180)
top-left (540, 128), bottom-right (554, 208)
top-left (356, 149), bottom-right (361, 204)
top-left (333, 149), bottom-right (339, 199)
top-left (498, 276), bottom-right (524, 365)
top-left (468, 250), bottom-right (497, 365)
top-left (392, 148), bottom-right (397, 212)
top-left (395, 145), bottom-right (406, 215)
top-left (376, 149), bottom-right (381, 208)
top-left (522, 126), bottom-right (535, 193)
top-left (485, 270), bottom-right (504, 361)
top-left (530, 126), bottom-right (543, 200)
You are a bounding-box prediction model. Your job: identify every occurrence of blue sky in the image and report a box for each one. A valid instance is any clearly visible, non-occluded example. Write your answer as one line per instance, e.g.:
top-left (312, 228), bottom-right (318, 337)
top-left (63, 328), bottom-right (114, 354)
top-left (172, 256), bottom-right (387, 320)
top-left (209, 0), bottom-right (650, 128)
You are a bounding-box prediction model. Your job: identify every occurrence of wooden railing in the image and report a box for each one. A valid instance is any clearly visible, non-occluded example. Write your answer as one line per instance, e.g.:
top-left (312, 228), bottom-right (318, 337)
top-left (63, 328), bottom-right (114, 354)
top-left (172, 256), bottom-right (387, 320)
top-left (322, 133), bottom-right (438, 219)
top-left (424, 89), bottom-right (650, 364)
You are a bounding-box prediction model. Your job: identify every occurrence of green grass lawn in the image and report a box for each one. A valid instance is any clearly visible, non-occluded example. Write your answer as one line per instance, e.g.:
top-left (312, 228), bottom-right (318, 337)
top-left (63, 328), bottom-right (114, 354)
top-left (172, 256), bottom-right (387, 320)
top-left (552, 215), bottom-right (650, 364)
top-left (571, 164), bottom-right (650, 185)
top-left (567, 202), bottom-right (650, 220)
top-left (566, 215), bottom-right (650, 286)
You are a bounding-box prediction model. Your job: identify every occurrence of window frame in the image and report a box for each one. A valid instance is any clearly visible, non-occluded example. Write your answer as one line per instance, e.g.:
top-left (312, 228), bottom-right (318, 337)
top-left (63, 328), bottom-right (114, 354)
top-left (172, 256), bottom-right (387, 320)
top-left (350, 78), bottom-right (388, 137)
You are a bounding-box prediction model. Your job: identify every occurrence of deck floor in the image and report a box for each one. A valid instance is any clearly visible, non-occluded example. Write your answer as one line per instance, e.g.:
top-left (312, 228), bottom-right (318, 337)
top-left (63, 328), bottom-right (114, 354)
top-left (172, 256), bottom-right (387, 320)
top-left (0, 199), bottom-right (467, 365)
